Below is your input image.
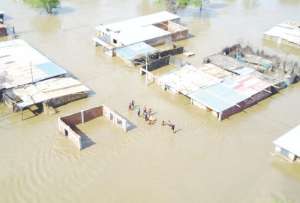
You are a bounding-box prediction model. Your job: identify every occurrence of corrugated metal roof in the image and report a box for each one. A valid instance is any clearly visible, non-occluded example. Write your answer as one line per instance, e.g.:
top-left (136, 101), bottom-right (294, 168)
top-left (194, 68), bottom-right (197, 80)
top-left (188, 73), bottom-right (273, 112)
top-left (158, 64), bottom-right (222, 95)
top-left (198, 63), bottom-right (232, 79)
top-left (273, 125), bottom-right (300, 157)
top-left (11, 77), bottom-right (90, 109)
top-left (0, 39), bottom-right (67, 90)
top-left (188, 82), bottom-right (248, 112)
top-left (116, 42), bottom-right (158, 61)
top-left (225, 74), bottom-right (272, 97)
top-left (206, 54), bottom-right (244, 72)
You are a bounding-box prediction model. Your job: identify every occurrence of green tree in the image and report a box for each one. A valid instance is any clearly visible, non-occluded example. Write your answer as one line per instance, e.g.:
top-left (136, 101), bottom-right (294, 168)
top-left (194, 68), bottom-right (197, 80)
top-left (25, 0), bottom-right (60, 14)
top-left (176, 0), bottom-right (203, 8)
top-left (160, 0), bottom-right (205, 12)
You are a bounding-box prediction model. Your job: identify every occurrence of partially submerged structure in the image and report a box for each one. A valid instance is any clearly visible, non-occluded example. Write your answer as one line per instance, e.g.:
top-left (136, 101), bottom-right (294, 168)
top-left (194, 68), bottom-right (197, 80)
top-left (273, 125), bottom-right (300, 162)
top-left (94, 11), bottom-right (189, 56)
top-left (264, 21), bottom-right (300, 47)
top-left (0, 40), bottom-right (90, 114)
top-left (3, 77), bottom-right (90, 112)
top-left (58, 105), bottom-right (132, 149)
top-left (157, 44), bottom-right (299, 120)
top-left (188, 73), bottom-right (275, 120)
top-left (158, 64), bottom-right (228, 95)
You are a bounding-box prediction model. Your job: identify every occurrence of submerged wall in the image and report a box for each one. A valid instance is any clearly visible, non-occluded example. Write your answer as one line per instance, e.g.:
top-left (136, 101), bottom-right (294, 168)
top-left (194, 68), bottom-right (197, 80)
top-left (58, 105), bottom-right (130, 150)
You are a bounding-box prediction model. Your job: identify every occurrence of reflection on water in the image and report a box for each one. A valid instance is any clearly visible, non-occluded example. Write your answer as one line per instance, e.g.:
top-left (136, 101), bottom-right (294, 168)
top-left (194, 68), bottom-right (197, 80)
top-left (1, 0), bottom-right (300, 203)
top-left (31, 15), bottom-right (61, 33)
top-left (242, 0), bottom-right (260, 10)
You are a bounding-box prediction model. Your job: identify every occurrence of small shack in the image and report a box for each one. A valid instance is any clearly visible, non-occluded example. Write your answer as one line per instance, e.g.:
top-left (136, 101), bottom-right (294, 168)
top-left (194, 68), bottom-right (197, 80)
top-left (58, 105), bottom-right (132, 149)
top-left (264, 21), bottom-right (300, 47)
top-left (273, 125), bottom-right (300, 162)
top-left (3, 77), bottom-right (90, 112)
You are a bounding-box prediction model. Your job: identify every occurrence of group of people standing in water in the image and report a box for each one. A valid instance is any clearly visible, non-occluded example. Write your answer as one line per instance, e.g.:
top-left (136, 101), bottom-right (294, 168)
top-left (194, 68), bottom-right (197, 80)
top-left (129, 100), bottom-right (177, 133)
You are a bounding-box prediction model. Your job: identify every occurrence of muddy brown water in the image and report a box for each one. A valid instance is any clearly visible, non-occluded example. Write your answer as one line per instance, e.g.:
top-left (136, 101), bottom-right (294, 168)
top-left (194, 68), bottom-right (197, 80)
top-left (1, 0), bottom-right (300, 202)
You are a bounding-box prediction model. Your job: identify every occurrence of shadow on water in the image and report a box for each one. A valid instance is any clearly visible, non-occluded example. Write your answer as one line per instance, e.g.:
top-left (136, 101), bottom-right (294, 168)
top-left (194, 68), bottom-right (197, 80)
top-left (80, 134), bottom-right (96, 149)
top-left (54, 6), bottom-right (75, 15)
top-left (177, 7), bottom-right (217, 19)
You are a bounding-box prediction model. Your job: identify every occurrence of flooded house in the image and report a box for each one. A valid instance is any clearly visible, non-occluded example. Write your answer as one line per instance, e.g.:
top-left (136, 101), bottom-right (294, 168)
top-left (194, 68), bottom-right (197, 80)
top-left (273, 125), bottom-right (300, 162)
top-left (158, 63), bottom-right (276, 120)
top-left (58, 105), bottom-right (132, 149)
top-left (3, 77), bottom-right (90, 112)
top-left (156, 43), bottom-right (300, 120)
top-left (188, 72), bottom-right (275, 120)
top-left (0, 39), bottom-right (90, 114)
top-left (264, 21), bottom-right (300, 47)
top-left (93, 11), bottom-right (189, 57)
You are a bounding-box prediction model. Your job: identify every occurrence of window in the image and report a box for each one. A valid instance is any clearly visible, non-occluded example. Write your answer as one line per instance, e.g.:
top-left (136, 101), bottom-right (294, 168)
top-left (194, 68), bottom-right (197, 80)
top-left (113, 39), bottom-right (117, 44)
top-left (64, 129), bottom-right (68, 136)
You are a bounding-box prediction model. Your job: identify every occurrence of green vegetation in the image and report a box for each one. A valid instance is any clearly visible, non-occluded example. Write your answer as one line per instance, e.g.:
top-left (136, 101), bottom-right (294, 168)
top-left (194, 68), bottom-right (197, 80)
top-left (176, 0), bottom-right (203, 8)
top-left (25, 0), bottom-right (60, 14)
top-left (158, 0), bottom-right (205, 12)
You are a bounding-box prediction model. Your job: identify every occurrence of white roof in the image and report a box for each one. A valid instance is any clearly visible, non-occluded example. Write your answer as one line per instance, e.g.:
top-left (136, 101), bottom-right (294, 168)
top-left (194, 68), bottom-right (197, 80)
top-left (0, 39), bottom-right (66, 90)
top-left (114, 25), bottom-right (170, 46)
top-left (158, 64), bottom-right (222, 95)
top-left (273, 125), bottom-right (300, 156)
top-left (264, 22), bottom-right (300, 46)
top-left (96, 11), bottom-right (179, 32)
top-left (12, 77), bottom-right (90, 108)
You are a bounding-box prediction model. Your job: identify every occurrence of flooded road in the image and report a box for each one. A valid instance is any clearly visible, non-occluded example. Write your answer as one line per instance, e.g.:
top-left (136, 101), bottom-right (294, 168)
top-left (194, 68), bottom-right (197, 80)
top-left (1, 0), bottom-right (300, 202)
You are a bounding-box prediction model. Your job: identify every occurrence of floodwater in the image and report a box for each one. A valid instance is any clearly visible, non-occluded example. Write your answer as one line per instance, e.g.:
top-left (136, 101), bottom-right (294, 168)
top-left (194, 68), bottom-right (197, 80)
top-left (1, 0), bottom-right (300, 202)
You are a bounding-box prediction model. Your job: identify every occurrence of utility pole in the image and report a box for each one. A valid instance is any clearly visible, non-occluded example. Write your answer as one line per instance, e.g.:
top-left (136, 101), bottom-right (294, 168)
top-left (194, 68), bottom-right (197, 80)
top-left (30, 62), bottom-right (33, 83)
top-left (145, 54), bottom-right (148, 85)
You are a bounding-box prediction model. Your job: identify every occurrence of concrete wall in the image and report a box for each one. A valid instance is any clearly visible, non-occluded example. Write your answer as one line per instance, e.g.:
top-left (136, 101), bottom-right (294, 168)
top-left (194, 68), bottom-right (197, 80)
top-left (103, 105), bottom-right (129, 132)
top-left (154, 21), bottom-right (189, 41)
top-left (58, 118), bottom-right (82, 149)
top-left (58, 105), bottom-right (130, 150)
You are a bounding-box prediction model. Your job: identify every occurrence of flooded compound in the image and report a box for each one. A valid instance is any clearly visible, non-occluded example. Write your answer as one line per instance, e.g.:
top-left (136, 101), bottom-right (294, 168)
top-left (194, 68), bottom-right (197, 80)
top-left (1, 0), bottom-right (300, 203)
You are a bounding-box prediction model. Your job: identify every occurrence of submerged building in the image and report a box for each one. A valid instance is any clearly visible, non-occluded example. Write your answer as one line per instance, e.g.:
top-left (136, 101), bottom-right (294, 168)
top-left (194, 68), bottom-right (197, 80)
top-left (93, 11), bottom-right (189, 56)
top-left (58, 105), bottom-right (132, 149)
top-left (264, 21), bottom-right (300, 47)
top-left (157, 44), bottom-right (297, 120)
top-left (158, 63), bottom-right (276, 120)
top-left (273, 125), bottom-right (300, 162)
top-left (0, 39), bottom-right (90, 114)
